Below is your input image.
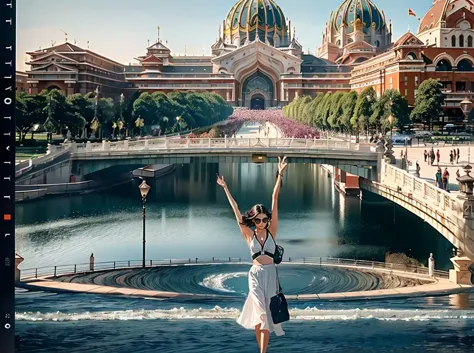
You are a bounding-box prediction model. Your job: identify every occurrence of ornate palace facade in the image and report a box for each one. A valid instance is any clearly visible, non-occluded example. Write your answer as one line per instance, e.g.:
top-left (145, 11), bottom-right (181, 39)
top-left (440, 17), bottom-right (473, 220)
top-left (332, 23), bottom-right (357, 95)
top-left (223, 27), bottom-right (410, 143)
top-left (24, 0), bottom-right (474, 116)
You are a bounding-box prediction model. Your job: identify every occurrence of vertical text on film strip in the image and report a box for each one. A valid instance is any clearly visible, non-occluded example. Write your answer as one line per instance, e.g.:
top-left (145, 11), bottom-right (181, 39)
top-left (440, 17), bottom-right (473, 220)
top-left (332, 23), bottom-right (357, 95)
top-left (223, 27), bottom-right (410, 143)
top-left (1, 0), bottom-right (16, 352)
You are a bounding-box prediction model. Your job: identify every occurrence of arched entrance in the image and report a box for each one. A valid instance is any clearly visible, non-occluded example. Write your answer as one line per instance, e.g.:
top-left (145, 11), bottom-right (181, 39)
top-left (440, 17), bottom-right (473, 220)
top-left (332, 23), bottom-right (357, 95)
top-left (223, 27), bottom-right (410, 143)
top-left (241, 70), bottom-right (274, 109)
top-left (250, 94), bottom-right (265, 110)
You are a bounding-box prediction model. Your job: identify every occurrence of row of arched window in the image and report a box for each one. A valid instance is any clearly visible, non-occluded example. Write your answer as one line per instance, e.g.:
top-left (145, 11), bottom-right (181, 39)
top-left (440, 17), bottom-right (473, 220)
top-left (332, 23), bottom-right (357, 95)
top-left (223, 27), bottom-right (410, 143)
top-left (451, 35), bottom-right (473, 47)
top-left (436, 58), bottom-right (474, 72)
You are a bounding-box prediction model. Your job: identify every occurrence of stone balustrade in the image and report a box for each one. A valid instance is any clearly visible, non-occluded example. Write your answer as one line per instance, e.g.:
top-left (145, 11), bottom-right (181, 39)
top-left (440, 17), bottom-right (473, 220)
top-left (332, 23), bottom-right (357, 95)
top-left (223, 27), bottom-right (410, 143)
top-left (73, 137), bottom-right (358, 152)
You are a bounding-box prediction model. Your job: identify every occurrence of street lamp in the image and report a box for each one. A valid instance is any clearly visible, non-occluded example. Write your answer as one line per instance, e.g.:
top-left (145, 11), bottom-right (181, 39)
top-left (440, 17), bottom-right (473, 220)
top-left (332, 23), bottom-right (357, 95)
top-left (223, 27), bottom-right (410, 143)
top-left (388, 114), bottom-right (394, 140)
top-left (461, 98), bottom-right (472, 131)
top-left (138, 179), bottom-right (151, 268)
top-left (176, 116), bottom-right (181, 133)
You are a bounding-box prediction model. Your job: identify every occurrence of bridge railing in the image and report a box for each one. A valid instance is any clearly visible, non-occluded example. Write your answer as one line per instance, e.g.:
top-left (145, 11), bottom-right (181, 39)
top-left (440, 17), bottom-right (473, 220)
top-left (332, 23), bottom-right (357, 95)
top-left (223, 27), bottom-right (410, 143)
top-left (73, 137), bottom-right (358, 153)
top-left (20, 256), bottom-right (448, 281)
top-left (384, 164), bottom-right (460, 215)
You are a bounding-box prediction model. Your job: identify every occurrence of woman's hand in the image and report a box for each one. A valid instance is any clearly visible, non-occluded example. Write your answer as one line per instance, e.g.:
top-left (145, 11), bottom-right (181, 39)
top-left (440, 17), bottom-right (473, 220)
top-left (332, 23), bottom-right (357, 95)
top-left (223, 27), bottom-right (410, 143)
top-left (278, 156), bottom-right (288, 176)
top-left (217, 175), bottom-right (227, 189)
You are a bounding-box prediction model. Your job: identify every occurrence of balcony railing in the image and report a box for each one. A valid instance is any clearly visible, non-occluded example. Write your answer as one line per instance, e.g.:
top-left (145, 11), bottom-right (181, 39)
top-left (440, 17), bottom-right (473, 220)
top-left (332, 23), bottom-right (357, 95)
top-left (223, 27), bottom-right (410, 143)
top-left (19, 256), bottom-right (448, 281)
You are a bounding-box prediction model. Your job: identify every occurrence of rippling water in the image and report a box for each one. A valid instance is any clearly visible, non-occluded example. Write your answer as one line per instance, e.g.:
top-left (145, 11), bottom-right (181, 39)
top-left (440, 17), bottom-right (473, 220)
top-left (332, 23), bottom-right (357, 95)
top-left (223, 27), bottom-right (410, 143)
top-left (14, 158), bottom-right (463, 352)
top-left (52, 264), bottom-right (428, 296)
top-left (16, 163), bottom-right (454, 270)
top-left (15, 290), bottom-right (474, 352)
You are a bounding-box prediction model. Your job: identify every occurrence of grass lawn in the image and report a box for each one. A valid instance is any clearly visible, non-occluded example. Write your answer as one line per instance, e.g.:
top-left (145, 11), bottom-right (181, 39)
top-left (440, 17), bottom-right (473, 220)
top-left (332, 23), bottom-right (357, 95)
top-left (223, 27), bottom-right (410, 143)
top-left (15, 146), bottom-right (47, 161)
top-left (16, 132), bottom-right (63, 141)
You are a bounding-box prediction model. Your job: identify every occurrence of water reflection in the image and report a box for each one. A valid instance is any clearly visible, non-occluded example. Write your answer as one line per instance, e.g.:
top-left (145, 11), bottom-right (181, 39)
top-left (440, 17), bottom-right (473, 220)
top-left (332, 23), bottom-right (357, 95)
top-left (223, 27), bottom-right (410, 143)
top-left (16, 163), bottom-right (454, 270)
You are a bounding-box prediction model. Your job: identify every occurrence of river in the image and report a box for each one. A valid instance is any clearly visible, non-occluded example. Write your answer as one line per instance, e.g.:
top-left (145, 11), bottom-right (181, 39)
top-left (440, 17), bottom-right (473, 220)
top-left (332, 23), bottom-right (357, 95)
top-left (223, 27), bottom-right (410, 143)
top-left (15, 140), bottom-right (472, 353)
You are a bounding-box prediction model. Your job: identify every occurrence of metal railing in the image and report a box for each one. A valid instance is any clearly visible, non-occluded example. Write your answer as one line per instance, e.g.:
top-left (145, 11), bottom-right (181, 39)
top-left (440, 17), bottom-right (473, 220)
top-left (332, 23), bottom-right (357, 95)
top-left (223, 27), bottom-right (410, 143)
top-left (19, 256), bottom-right (449, 281)
top-left (71, 137), bottom-right (361, 153)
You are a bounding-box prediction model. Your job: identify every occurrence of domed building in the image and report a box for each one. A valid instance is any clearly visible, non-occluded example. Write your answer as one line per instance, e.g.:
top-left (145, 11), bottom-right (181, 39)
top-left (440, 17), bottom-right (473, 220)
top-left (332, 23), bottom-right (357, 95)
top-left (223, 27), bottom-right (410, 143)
top-left (417, 0), bottom-right (474, 48)
top-left (220, 0), bottom-right (289, 48)
top-left (318, 0), bottom-right (392, 64)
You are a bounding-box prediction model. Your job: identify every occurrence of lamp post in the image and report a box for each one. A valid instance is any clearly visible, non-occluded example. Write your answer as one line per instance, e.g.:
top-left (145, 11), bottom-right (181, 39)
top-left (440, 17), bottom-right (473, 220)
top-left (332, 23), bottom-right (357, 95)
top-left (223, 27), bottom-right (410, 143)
top-left (138, 179), bottom-right (151, 268)
top-left (461, 98), bottom-right (472, 132)
top-left (176, 116), bottom-right (181, 133)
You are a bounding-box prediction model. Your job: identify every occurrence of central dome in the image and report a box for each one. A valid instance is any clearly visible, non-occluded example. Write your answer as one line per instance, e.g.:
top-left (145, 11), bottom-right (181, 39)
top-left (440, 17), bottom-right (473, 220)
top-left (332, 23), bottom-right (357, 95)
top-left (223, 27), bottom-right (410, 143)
top-left (224, 0), bottom-right (289, 47)
top-left (332, 0), bottom-right (386, 34)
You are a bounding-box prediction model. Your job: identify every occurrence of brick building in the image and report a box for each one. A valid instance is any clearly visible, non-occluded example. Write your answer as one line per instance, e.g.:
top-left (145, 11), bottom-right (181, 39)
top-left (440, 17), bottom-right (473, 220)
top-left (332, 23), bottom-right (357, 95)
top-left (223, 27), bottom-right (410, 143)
top-left (23, 0), bottom-right (474, 118)
top-left (26, 42), bottom-right (128, 97)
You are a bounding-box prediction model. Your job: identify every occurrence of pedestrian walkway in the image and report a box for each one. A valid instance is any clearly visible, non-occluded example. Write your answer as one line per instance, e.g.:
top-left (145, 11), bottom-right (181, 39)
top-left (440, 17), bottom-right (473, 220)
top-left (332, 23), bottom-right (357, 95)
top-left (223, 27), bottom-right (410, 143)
top-left (394, 145), bottom-right (470, 192)
top-left (235, 122), bottom-right (281, 139)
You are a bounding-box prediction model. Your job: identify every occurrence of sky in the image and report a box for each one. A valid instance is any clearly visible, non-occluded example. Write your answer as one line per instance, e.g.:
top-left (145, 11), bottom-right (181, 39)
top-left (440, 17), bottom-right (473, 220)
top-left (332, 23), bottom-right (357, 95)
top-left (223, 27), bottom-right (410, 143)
top-left (16, 0), bottom-right (435, 71)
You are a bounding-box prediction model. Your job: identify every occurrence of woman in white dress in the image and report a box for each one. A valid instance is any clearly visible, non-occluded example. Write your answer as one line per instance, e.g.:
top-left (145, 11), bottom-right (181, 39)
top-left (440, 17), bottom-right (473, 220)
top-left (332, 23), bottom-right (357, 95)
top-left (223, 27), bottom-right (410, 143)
top-left (217, 156), bottom-right (288, 353)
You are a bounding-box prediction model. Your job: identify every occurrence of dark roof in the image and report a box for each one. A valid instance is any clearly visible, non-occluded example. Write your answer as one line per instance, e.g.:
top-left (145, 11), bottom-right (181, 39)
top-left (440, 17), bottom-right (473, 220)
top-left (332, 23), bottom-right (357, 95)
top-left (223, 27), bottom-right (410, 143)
top-left (125, 66), bottom-right (144, 73)
top-left (301, 54), bottom-right (352, 73)
top-left (171, 57), bottom-right (213, 64)
top-left (162, 66), bottom-right (212, 73)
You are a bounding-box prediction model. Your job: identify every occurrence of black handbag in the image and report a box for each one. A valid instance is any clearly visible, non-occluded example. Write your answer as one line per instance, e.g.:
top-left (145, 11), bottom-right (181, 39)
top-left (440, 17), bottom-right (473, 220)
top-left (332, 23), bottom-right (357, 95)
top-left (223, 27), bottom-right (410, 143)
top-left (270, 266), bottom-right (290, 324)
top-left (273, 244), bottom-right (284, 264)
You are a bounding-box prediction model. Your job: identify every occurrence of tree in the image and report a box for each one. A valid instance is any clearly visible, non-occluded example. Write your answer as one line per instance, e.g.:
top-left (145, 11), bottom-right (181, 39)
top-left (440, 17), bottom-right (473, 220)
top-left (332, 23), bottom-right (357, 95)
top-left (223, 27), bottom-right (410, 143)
top-left (352, 87), bottom-right (376, 140)
top-left (15, 92), bottom-right (47, 142)
top-left (371, 89), bottom-right (410, 134)
top-left (152, 92), bottom-right (177, 131)
top-left (327, 92), bottom-right (344, 130)
top-left (132, 92), bottom-right (158, 126)
top-left (67, 93), bottom-right (95, 123)
top-left (410, 79), bottom-right (444, 130)
top-left (38, 89), bottom-right (85, 138)
top-left (340, 91), bottom-right (358, 133)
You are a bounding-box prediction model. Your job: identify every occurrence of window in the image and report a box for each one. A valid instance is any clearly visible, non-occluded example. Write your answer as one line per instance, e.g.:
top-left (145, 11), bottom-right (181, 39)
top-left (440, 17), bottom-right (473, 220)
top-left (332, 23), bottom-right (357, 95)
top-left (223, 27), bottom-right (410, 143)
top-left (460, 35), bottom-right (465, 47)
top-left (405, 76), bottom-right (408, 86)
top-left (415, 76), bottom-right (419, 86)
top-left (452, 35), bottom-right (456, 47)
top-left (404, 89), bottom-right (408, 96)
top-left (457, 59), bottom-right (473, 72)
top-left (468, 36), bottom-right (473, 47)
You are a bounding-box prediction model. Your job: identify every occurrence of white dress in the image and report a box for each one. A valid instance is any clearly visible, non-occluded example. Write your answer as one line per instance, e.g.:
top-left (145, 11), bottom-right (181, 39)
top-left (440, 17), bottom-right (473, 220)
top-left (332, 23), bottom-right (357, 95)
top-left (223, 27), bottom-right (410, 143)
top-left (236, 232), bottom-right (285, 336)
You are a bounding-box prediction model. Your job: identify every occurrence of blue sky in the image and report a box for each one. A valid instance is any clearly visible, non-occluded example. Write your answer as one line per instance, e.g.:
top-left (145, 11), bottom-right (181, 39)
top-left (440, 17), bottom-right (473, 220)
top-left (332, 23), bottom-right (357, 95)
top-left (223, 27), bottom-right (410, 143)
top-left (17, 0), bottom-right (434, 71)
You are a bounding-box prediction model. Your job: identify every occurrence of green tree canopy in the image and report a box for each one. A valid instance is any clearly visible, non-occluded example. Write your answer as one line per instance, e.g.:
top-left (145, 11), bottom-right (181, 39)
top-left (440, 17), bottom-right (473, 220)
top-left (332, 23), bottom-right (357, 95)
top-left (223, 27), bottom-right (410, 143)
top-left (410, 79), bottom-right (444, 130)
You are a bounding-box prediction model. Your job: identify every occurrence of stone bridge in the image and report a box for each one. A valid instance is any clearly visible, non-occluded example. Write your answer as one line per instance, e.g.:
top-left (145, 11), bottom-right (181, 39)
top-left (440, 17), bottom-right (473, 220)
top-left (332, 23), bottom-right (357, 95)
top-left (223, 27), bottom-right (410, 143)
top-left (360, 163), bottom-right (474, 284)
top-left (68, 137), bottom-right (381, 180)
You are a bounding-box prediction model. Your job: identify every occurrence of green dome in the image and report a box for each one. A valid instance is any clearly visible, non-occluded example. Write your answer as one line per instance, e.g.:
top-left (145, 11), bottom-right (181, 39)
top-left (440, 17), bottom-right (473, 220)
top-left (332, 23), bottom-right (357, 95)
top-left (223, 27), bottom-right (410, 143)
top-left (225, 0), bottom-right (288, 45)
top-left (332, 0), bottom-right (386, 34)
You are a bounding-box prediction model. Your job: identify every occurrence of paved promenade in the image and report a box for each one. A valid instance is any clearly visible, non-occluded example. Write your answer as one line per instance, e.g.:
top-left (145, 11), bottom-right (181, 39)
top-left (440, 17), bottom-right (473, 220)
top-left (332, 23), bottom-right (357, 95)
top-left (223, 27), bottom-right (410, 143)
top-left (393, 145), bottom-right (472, 192)
top-left (235, 121), bottom-right (281, 139)
top-left (18, 262), bottom-right (473, 302)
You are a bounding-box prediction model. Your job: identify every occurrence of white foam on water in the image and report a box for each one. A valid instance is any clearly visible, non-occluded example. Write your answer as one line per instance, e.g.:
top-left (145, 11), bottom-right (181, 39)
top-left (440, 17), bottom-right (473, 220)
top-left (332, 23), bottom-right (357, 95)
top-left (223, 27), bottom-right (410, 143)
top-left (15, 307), bottom-right (474, 322)
top-left (199, 272), bottom-right (248, 293)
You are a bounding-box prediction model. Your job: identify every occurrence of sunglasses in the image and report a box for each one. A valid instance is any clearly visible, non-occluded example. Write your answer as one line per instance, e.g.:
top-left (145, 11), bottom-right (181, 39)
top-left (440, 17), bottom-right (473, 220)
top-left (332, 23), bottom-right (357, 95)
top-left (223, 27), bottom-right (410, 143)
top-left (254, 217), bottom-right (269, 225)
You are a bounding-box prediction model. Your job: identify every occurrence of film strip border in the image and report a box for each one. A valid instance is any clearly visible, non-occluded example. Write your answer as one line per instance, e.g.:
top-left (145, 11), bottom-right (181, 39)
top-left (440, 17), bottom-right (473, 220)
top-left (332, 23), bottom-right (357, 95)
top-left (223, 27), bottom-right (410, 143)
top-left (0, 0), bottom-right (16, 352)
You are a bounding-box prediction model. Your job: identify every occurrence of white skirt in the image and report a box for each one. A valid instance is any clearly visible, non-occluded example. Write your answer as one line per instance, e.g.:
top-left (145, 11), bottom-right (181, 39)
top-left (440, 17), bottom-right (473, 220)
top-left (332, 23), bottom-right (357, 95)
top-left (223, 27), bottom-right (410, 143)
top-left (236, 263), bottom-right (285, 336)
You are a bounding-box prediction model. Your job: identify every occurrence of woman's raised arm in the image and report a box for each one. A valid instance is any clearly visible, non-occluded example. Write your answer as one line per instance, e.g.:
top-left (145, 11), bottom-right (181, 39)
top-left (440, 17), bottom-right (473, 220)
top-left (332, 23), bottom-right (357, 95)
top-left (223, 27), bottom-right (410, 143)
top-left (217, 175), bottom-right (252, 238)
top-left (269, 156), bottom-right (288, 237)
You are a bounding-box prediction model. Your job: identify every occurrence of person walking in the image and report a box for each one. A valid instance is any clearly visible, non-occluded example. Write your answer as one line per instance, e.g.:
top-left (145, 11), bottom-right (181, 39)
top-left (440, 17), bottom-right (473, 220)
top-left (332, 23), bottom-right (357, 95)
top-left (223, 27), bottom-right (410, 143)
top-left (457, 148), bottom-right (460, 164)
top-left (436, 168), bottom-right (443, 189)
top-left (450, 151), bottom-right (454, 165)
top-left (430, 149), bottom-right (435, 165)
top-left (217, 156), bottom-right (289, 353)
top-left (442, 168), bottom-right (450, 191)
top-left (436, 150), bottom-right (440, 165)
top-left (424, 150), bottom-right (428, 163)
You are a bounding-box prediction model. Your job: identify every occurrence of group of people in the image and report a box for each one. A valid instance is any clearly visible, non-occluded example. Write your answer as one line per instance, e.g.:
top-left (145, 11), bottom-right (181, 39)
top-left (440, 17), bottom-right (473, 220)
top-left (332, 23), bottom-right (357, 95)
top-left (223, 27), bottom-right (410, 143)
top-left (424, 148), bottom-right (461, 165)
top-left (435, 167), bottom-right (451, 191)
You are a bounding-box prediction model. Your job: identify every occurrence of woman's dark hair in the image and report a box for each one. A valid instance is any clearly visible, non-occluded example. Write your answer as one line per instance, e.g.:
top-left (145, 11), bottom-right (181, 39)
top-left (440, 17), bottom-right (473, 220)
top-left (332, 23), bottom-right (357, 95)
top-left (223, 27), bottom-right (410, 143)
top-left (240, 204), bottom-right (272, 228)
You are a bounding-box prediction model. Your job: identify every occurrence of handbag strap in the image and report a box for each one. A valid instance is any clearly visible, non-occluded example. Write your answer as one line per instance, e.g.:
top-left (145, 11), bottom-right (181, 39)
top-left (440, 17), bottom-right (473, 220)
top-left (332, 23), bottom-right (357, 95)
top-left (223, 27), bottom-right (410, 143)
top-left (275, 265), bottom-right (282, 294)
